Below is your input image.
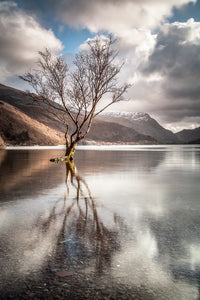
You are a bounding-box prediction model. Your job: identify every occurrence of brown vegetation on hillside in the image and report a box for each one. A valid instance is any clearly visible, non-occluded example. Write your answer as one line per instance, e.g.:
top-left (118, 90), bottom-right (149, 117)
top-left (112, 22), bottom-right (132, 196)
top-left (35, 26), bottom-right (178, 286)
top-left (0, 100), bottom-right (65, 147)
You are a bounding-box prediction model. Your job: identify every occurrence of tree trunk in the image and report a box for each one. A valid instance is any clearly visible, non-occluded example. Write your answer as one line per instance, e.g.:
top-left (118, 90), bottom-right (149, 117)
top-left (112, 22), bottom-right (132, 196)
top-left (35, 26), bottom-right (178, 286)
top-left (65, 142), bottom-right (76, 161)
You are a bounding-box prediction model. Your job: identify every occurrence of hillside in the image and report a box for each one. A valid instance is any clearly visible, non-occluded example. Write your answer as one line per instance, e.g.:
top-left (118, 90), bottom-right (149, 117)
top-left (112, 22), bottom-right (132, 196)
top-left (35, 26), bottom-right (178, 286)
top-left (87, 120), bottom-right (156, 144)
top-left (0, 101), bottom-right (65, 146)
top-left (0, 84), bottom-right (156, 147)
top-left (0, 135), bottom-right (5, 149)
top-left (175, 127), bottom-right (200, 143)
top-left (0, 83), bottom-right (68, 134)
top-left (188, 138), bottom-right (200, 144)
top-left (99, 111), bottom-right (179, 144)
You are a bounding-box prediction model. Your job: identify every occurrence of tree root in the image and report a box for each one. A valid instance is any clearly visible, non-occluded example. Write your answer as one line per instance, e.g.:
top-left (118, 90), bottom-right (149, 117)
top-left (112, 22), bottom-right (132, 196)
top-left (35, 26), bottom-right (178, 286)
top-left (50, 155), bottom-right (73, 163)
top-left (50, 147), bottom-right (75, 163)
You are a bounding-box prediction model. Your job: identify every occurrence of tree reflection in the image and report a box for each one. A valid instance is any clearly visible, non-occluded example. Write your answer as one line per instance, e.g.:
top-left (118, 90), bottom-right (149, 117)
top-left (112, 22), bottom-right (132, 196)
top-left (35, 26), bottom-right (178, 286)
top-left (35, 161), bottom-right (121, 278)
top-left (0, 158), bottom-right (128, 299)
top-left (1, 148), bottom-right (200, 299)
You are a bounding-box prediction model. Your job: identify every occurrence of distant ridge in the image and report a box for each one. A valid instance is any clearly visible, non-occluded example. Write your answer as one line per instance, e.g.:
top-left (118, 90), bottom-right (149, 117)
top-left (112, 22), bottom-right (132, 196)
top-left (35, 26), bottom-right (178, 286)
top-left (99, 111), bottom-right (179, 144)
top-left (175, 127), bottom-right (200, 143)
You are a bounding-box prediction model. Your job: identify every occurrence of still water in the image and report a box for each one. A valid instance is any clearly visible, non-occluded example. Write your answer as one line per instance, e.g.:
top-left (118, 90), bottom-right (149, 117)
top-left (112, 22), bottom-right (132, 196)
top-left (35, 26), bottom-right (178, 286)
top-left (0, 145), bottom-right (200, 299)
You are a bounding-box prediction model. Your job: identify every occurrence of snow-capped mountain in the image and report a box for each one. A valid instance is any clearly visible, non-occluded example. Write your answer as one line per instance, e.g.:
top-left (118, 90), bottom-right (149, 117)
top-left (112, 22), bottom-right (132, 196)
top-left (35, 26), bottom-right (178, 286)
top-left (104, 111), bottom-right (150, 122)
top-left (99, 111), bottom-right (179, 144)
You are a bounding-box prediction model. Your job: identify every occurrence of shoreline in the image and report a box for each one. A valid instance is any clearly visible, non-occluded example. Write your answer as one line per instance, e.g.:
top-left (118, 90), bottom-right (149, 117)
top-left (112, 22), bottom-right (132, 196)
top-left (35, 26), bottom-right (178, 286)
top-left (4, 144), bottom-right (200, 152)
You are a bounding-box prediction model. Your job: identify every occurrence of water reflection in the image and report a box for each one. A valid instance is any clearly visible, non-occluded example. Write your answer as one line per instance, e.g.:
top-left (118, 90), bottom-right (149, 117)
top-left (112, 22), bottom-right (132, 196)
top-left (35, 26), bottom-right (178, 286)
top-left (49, 161), bottom-right (121, 276)
top-left (0, 150), bottom-right (66, 201)
top-left (0, 146), bottom-right (200, 299)
top-left (0, 155), bottom-right (125, 298)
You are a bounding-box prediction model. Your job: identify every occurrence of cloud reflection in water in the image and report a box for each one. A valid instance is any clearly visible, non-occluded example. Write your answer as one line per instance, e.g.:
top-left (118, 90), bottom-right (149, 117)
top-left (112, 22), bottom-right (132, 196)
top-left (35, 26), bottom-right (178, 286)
top-left (0, 146), bottom-right (200, 299)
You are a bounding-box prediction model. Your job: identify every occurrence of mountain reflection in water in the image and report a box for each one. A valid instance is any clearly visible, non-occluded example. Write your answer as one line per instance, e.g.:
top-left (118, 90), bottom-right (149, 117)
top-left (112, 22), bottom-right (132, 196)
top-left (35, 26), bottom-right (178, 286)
top-left (0, 145), bottom-right (200, 299)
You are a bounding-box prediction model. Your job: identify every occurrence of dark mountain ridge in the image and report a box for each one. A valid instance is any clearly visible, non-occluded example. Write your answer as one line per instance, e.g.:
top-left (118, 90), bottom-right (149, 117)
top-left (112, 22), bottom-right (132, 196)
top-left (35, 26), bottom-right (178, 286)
top-left (175, 127), bottom-right (200, 143)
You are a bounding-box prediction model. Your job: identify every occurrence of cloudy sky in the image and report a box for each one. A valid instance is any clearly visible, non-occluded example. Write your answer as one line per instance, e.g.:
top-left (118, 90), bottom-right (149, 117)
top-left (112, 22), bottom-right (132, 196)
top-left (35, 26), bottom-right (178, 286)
top-left (0, 0), bottom-right (200, 132)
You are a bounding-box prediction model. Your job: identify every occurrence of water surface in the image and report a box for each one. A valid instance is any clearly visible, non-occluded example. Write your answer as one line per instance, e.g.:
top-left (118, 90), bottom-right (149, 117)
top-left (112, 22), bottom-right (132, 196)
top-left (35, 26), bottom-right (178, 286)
top-left (0, 145), bottom-right (200, 299)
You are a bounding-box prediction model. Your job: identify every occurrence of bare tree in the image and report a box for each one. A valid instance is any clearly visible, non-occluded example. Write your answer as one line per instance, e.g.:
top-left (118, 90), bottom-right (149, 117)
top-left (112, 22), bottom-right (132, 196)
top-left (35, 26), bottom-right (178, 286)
top-left (20, 36), bottom-right (130, 160)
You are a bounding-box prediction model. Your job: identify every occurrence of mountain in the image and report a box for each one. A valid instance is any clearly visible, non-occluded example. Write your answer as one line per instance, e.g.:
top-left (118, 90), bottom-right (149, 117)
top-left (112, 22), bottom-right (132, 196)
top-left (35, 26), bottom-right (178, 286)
top-left (0, 83), bottom-right (68, 134)
top-left (188, 138), bottom-right (200, 144)
top-left (0, 100), bottom-right (65, 146)
top-left (98, 111), bottom-right (179, 144)
top-left (0, 135), bottom-right (5, 149)
top-left (175, 127), bottom-right (200, 143)
top-left (0, 84), bottom-right (156, 147)
top-left (86, 120), bottom-right (156, 144)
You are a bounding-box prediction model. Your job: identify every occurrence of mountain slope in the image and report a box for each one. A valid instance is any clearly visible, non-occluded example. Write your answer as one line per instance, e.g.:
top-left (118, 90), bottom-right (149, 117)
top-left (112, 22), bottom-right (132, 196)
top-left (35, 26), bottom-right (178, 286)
top-left (175, 127), bottom-right (200, 143)
top-left (98, 111), bottom-right (179, 143)
top-left (0, 83), bottom-right (68, 134)
top-left (87, 120), bottom-right (156, 144)
top-left (0, 100), bottom-right (65, 146)
top-left (0, 84), bottom-right (156, 146)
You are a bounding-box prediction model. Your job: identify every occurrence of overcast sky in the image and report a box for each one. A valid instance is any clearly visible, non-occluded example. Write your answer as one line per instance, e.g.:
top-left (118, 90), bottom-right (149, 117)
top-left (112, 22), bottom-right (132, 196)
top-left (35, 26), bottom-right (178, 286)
top-left (0, 0), bottom-right (200, 132)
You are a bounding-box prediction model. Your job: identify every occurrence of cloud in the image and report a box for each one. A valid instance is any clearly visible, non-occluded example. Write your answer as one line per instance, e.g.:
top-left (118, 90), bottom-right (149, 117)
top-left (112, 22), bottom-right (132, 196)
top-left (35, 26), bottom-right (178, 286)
top-left (45, 0), bottom-right (197, 129)
top-left (32, 0), bottom-right (195, 33)
top-left (52, 0), bottom-right (199, 130)
top-left (16, 0), bottom-right (196, 34)
top-left (139, 18), bottom-right (200, 128)
top-left (0, 1), bottom-right (63, 82)
top-left (67, 13), bottom-right (200, 130)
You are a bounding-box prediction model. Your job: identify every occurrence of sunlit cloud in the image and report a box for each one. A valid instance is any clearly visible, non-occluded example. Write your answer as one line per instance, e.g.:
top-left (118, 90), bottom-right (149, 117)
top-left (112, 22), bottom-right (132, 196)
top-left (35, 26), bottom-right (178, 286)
top-left (0, 1), bottom-right (63, 81)
top-left (44, 0), bottom-right (195, 32)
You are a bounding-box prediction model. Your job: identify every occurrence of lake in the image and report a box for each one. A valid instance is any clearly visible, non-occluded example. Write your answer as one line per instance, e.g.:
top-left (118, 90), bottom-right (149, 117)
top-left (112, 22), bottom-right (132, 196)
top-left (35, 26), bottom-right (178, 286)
top-left (0, 145), bottom-right (200, 299)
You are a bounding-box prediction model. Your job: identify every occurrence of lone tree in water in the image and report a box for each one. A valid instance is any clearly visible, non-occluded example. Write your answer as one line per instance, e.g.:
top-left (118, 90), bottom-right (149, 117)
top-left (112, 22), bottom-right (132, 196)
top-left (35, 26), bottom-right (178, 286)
top-left (20, 36), bottom-right (129, 160)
